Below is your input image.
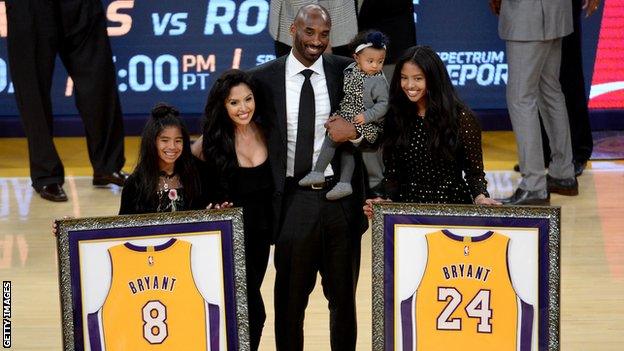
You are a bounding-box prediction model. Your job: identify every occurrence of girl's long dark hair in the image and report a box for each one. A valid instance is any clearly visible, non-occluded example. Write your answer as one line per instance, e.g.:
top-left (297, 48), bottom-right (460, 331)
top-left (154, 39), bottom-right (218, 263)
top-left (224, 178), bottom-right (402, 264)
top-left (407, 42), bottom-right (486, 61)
top-left (384, 45), bottom-right (471, 161)
top-left (134, 103), bottom-right (200, 209)
top-left (201, 69), bottom-right (266, 196)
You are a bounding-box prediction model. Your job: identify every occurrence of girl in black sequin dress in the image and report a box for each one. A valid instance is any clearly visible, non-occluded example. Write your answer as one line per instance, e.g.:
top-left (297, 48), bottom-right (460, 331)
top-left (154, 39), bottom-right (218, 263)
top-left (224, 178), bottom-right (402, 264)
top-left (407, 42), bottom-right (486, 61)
top-left (364, 46), bottom-right (500, 216)
top-left (119, 104), bottom-right (212, 215)
top-left (197, 69), bottom-right (272, 351)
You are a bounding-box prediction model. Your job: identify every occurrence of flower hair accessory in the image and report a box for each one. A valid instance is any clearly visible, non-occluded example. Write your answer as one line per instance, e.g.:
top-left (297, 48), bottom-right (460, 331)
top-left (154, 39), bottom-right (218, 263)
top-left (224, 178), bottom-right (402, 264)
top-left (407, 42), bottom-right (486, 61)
top-left (355, 31), bottom-right (388, 53)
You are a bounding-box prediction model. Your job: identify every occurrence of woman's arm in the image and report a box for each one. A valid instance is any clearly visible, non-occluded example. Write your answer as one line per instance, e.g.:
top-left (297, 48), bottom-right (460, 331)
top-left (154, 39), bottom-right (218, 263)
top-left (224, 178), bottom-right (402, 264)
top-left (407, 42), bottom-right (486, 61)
top-left (458, 110), bottom-right (490, 199)
top-left (474, 193), bottom-right (501, 205)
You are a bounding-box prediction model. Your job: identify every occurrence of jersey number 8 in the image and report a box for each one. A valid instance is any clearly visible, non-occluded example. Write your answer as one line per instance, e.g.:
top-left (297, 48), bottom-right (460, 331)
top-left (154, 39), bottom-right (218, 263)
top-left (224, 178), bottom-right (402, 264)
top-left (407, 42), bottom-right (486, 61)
top-left (142, 300), bottom-right (168, 344)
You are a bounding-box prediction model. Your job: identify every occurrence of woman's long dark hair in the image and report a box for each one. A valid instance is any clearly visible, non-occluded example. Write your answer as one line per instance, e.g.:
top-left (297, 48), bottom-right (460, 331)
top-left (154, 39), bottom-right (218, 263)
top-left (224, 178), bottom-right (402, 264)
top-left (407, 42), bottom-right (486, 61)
top-left (201, 69), bottom-right (266, 196)
top-left (134, 103), bottom-right (200, 209)
top-left (384, 45), bottom-right (471, 161)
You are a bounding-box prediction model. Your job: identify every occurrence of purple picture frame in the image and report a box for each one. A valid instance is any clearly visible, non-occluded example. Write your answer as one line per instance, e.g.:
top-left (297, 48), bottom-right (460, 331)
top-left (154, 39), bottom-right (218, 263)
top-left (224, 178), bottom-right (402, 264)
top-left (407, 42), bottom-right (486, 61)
top-left (371, 203), bottom-right (560, 351)
top-left (56, 208), bottom-right (250, 351)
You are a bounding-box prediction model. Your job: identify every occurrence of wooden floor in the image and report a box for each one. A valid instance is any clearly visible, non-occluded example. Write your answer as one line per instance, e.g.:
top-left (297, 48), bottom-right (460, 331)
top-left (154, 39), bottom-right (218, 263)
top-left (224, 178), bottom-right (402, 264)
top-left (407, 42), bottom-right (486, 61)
top-left (0, 132), bottom-right (623, 350)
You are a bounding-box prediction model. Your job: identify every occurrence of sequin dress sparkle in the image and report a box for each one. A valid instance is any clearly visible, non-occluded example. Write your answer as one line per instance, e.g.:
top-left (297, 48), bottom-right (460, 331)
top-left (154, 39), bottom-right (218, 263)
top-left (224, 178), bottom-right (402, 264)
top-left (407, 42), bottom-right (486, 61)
top-left (383, 111), bottom-right (489, 204)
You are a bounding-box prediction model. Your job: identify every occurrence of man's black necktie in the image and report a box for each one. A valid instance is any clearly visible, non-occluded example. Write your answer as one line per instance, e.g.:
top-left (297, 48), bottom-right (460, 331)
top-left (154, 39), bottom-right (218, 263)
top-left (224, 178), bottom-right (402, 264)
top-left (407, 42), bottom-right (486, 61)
top-left (294, 69), bottom-right (315, 179)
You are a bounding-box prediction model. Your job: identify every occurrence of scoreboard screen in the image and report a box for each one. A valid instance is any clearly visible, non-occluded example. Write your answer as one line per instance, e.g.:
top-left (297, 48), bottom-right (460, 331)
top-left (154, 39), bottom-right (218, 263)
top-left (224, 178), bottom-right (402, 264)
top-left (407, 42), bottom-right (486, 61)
top-left (0, 0), bottom-right (621, 132)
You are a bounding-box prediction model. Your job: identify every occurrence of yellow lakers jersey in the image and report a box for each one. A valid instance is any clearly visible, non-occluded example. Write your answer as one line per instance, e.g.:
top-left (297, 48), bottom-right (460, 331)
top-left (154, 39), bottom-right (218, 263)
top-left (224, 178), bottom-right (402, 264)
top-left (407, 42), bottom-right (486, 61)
top-left (101, 238), bottom-right (208, 350)
top-left (406, 230), bottom-right (533, 351)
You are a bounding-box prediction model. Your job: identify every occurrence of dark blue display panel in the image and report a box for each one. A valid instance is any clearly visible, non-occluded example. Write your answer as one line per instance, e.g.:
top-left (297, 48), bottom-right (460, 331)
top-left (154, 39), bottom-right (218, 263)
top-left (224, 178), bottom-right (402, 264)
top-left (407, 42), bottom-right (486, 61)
top-left (0, 0), bottom-right (277, 117)
top-left (0, 0), bottom-right (621, 135)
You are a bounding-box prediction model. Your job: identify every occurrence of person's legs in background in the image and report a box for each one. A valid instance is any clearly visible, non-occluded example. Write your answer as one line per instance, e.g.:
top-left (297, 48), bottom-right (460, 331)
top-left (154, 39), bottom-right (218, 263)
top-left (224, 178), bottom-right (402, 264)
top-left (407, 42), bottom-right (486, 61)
top-left (536, 39), bottom-right (578, 195)
top-left (57, 0), bottom-right (126, 186)
top-left (559, 0), bottom-right (593, 174)
top-left (501, 40), bottom-right (551, 205)
top-left (6, 0), bottom-right (67, 201)
top-left (519, 0), bottom-right (592, 176)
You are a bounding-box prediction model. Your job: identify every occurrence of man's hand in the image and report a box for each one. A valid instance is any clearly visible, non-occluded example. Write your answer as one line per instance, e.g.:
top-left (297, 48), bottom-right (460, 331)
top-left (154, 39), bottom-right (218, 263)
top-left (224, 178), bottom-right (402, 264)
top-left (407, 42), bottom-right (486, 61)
top-left (325, 115), bottom-right (357, 142)
top-left (489, 0), bottom-right (501, 15)
top-left (584, 0), bottom-right (601, 17)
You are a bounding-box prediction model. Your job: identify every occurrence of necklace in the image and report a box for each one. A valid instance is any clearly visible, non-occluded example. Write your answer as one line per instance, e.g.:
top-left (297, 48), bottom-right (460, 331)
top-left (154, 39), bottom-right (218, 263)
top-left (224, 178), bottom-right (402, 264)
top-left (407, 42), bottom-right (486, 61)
top-left (159, 172), bottom-right (176, 191)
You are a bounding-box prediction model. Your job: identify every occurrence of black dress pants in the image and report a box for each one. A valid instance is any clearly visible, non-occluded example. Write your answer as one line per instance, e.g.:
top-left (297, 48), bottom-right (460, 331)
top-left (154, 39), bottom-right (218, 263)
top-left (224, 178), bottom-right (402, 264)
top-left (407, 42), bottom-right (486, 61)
top-left (242, 201), bottom-right (272, 351)
top-left (541, 0), bottom-right (593, 165)
top-left (6, 0), bottom-right (125, 189)
top-left (274, 184), bottom-right (361, 351)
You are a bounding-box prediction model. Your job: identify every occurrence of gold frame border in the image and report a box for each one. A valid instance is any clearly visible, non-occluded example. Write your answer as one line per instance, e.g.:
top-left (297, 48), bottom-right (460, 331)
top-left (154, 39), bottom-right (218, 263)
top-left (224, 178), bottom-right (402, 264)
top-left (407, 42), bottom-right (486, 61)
top-left (56, 208), bottom-right (250, 351)
top-left (371, 203), bottom-right (560, 351)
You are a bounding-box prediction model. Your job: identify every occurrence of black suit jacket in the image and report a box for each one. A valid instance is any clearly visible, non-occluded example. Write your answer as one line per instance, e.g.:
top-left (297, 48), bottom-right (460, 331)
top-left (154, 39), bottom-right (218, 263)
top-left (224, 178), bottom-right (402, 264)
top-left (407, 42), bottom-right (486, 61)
top-left (248, 54), bottom-right (369, 240)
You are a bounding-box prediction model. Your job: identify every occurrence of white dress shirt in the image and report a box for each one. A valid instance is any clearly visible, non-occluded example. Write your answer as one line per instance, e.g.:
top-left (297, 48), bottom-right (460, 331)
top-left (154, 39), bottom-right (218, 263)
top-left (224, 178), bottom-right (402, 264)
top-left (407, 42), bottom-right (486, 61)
top-left (285, 53), bottom-right (334, 177)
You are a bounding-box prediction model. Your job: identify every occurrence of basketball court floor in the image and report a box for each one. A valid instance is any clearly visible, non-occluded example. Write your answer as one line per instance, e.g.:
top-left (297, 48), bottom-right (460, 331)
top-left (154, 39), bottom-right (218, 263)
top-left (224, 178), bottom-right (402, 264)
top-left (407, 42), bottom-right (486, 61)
top-left (0, 132), bottom-right (622, 350)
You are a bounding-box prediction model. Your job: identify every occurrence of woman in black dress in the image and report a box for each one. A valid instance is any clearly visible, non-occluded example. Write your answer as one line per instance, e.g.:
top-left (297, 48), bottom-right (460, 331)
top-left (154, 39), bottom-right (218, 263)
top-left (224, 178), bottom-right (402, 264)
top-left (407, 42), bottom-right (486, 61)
top-left (196, 69), bottom-right (272, 351)
top-left (364, 46), bottom-right (500, 217)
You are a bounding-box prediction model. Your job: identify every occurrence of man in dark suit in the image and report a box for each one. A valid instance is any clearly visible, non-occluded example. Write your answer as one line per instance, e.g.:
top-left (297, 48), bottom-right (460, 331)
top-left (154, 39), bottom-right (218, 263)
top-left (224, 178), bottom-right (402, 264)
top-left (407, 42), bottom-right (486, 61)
top-left (249, 4), bottom-right (375, 350)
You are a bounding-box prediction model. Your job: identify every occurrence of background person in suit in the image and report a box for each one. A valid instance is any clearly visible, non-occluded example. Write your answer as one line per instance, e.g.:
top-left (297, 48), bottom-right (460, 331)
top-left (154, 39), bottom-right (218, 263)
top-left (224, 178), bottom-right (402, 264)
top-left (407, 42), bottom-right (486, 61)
top-left (358, 0), bottom-right (416, 79)
top-left (490, 0), bottom-right (579, 205)
top-left (269, 0), bottom-right (358, 57)
top-left (538, 0), bottom-right (601, 176)
top-left (249, 4), bottom-right (376, 350)
top-left (5, 0), bottom-right (127, 202)
top-left (514, 0), bottom-right (602, 176)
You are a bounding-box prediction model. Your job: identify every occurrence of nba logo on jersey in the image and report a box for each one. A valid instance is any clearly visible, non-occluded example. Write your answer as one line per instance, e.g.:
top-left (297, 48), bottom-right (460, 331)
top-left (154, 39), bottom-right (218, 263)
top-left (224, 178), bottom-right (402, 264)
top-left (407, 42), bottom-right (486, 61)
top-left (400, 230), bottom-right (534, 351)
top-left (86, 238), bottom-right (221, 351)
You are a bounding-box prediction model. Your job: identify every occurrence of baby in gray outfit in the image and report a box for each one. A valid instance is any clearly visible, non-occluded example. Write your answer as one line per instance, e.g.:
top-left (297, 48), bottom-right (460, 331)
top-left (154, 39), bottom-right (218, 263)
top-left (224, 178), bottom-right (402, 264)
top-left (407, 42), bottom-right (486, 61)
top-left (299, 31), bottom-right (389, 200)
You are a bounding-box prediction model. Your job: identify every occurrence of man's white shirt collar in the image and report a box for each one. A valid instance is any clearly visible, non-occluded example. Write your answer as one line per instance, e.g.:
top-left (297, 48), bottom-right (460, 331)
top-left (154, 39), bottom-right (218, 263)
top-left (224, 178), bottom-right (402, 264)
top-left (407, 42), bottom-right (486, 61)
top-left (286, 51), bottom-right (325, 79)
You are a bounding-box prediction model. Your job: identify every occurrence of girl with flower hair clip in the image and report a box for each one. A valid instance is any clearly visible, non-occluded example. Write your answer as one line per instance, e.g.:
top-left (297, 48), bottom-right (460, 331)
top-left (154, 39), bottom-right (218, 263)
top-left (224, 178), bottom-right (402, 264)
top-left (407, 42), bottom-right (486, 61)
top-left (119, 103), bottom-right (226, 214)
top-left (299, 30), bottom-right (390, 200)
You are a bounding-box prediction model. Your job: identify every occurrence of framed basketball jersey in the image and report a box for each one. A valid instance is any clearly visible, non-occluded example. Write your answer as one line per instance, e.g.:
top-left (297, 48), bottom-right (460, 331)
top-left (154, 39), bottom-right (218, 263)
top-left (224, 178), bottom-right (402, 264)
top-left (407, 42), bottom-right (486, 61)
top-left (87, 239), bottom-right (220, 351)
top-left (371, 203), bottom-right (561, 351)
top-left (56, 209), bottom-right (250, 351)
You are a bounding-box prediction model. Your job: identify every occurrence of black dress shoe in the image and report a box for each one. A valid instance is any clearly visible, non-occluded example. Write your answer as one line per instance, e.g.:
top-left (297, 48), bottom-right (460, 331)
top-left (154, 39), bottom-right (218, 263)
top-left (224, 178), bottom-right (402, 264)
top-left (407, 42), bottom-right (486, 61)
top-left (573, 160), bottom-right (587, 177)
top-left (37, 184), bottom-right (68, 202)
top-left (547, 175), bottom-right (578, 196)
top-left (499, 188), bottom-right (550, 205)
top-left (93, 170), bottom-right (129, 187)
